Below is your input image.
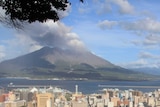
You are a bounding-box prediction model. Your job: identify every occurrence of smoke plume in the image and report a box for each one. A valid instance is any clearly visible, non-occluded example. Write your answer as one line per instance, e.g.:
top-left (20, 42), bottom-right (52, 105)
top-left (18, 21), bottom-right (86, 52)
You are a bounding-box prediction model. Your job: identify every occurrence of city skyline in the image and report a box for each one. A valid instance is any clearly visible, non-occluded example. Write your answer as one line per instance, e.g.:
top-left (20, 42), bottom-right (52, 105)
top-left (0, 0), bottom-right (160, 69)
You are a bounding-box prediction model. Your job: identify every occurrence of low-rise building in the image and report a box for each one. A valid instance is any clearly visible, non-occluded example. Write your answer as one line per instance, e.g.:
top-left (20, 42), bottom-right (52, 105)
top-left (4, 100), bottom-right (26, 107)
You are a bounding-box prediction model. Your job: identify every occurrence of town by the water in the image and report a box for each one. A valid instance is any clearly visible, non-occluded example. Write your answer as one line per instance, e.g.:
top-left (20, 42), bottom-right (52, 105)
top-left (0, 84), bottom-right (160, 107)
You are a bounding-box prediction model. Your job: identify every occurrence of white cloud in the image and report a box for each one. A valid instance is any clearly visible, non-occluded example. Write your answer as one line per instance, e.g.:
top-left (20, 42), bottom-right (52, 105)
top-left (98, 18), bottom-right (160, 38)
top-left (78, 6), bottom-right (91, 14)
top-left (96, 1), bottom-right (111, 15)
top-left (143, 34), bottom-right (160, 45)
top-left (122, 18), bottom-right (160, 33)
top-left (138, 51), bottom-right (160, 59)
top-left (78, 8), bottom-right (87, 14)
top-left (118, 17), bottom-right (160, 49)
top-left (138, 52), bottom-right (153, 59)
top-left (111, 0), bottom-right (134, 14)
top-left (121, 59), bottom-right (160, 69)
top-left (2, 33), bottom-right (42, 59)
top-left (120, 59), bottom-right (148, 68)
top-left (93, 0), bottom-right (134, 15)
top-left (120, 59), bottom-right (156, 68)
top-left (131, 40), bottom-right (141, 46)
top-left (120, 52), bottom-right (160, 69)
top-left (98, 20), bottom-right (117, 29)
top-left (131, 34), bottom-right (160, 49)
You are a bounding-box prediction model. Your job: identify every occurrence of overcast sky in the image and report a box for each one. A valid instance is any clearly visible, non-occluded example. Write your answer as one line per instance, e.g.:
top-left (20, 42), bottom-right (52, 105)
top-left (0, 0), bottom-right (160, 69)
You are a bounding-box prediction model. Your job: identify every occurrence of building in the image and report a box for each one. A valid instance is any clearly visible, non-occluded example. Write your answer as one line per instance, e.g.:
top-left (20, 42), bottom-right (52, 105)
top-left (117, 100), bottom-right (129, 107)
top-left (147, 97), bottom-right (155, 107)
top-left (132, 90), bottom-right (142, 97)
top-left (108, 101), bottom-right (114, 107)
top-left (0, 89), bottom-right (5, 96)
top-left (8, 92), bottom-right (16, 101)
top-left (36, 93), bottom-right (54, 107)
top-left (4, 100), bottom-right (26, 107)
top-left (111, 97), bottom-right (120, 107)
top-left (134, 96), bottom-right (140, 105)
top-left (155, 98), bottom-right (160, 107)
top-left (71, 101), bottom-right (88, 107)
top-left (0, 95), bottom-right (5, 102)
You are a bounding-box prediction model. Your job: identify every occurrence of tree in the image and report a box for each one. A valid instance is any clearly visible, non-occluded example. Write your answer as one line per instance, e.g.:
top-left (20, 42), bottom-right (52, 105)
top-left (0, 0), bottom-right (83, 29)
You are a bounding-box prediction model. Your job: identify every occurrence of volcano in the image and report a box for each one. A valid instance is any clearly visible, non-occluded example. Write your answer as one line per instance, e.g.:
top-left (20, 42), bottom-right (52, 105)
top-left (0, 47), bottom-right (150, 80)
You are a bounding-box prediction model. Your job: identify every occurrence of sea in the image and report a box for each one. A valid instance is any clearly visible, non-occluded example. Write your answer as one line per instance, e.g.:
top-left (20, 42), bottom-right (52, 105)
top-left (0, 78), bottom-right (160, 94)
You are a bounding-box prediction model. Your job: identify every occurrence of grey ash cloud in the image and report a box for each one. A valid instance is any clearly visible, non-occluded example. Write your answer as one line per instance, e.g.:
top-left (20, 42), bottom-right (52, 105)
top-left (19, 21), bottom-right (86, 52)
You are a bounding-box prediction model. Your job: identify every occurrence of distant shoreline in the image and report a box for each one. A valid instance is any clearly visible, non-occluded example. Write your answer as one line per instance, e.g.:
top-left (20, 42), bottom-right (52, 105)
top-left (3, 76), bottom-right (89, 81)
top-left (1, 76), bottom-right (152, 82)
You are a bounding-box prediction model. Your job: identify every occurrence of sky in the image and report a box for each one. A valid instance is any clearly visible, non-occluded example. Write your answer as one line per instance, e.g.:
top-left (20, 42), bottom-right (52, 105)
top-left (0, 0), bottom-right (160, 69)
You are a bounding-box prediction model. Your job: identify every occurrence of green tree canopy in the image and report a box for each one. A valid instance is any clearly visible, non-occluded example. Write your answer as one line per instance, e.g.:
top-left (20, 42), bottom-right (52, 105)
top-left (0, 0), bottom-right (83, 28)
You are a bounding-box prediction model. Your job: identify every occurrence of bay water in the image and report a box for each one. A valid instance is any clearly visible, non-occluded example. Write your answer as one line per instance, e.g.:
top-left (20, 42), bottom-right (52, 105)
top-left (0, 78), bottom-right (160, 94)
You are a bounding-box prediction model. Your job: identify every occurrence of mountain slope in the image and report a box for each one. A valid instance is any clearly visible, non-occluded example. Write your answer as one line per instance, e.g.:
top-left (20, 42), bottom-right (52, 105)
top-left (0, 47), bottom-right (153, 80)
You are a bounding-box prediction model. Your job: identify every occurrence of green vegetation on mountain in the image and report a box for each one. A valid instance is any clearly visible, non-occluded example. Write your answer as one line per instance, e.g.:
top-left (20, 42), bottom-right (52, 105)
top-left (0, 47), bottom-right (156, 80)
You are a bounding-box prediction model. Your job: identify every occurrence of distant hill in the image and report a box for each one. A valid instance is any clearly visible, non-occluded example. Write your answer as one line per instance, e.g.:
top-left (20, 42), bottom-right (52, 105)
top-left (130, 67), bottom-right (160, 75)
top-left (0, 47), bottom-right (154, 80)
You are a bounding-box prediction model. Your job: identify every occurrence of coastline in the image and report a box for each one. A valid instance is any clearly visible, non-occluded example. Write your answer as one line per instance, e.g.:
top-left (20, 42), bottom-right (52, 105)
top-left (1, 76), bottom-right (153, 81)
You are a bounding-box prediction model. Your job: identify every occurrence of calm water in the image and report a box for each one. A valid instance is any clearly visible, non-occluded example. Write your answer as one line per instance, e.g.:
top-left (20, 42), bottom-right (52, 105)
top-left (0, 78), bottom-right (160, 94)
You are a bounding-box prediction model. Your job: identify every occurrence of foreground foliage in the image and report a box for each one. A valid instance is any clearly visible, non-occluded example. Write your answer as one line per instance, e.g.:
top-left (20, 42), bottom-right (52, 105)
top-left (0, 0), bottom-right (83, 28)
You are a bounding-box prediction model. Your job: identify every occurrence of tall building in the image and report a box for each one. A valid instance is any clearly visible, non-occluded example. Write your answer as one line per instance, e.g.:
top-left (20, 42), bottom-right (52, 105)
top-left (134, 96), bottom-right (140, 105)
top-left (36, 93), bottom-right (54, 107)
top-left (111, 97), bottom-right (120, 107)
top-left (147, 97), bottom-right (155, 107)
